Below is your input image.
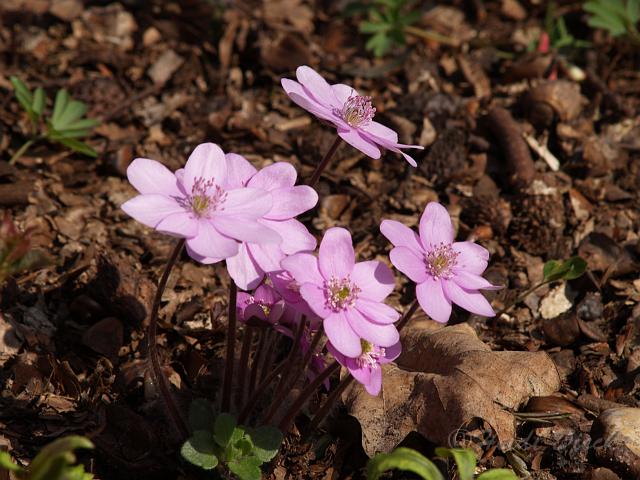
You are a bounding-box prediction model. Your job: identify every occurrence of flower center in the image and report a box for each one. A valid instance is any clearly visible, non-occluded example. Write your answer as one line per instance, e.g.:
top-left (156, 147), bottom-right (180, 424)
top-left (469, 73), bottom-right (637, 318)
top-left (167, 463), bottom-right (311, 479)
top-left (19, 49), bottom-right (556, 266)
top-left (180, 176), bottom-right (227, 218)
top-left (425, 243), bottom-right (459, 279)
top-left (335, 95), bottom-right (376, 127)
top-left (357, 340), bottom-right (385, 368)
top-left (245, 296), bottom-right (272, 317)
top-left (324, 276), bottom-right (360, 311)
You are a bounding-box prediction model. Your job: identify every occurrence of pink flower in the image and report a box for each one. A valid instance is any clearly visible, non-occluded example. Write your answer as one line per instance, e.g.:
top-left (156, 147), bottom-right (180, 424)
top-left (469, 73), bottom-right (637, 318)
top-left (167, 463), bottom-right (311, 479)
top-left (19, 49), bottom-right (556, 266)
top-left (281, 227), bottom-right (400, 358)
top-left (189, 153), bottom-right (318, 290)
top-left (281, 66), bottom-right (423, 167)
top-left (328, 339), bottom-right (401, 396)
top-left (122, 143), bottom-right (282, 263)
top-left (270, 269), bottom-right (317, 319)
top-left (236, 284), bottom-right (285, 325)
top-left (381, 202), bottom-right (500, 324)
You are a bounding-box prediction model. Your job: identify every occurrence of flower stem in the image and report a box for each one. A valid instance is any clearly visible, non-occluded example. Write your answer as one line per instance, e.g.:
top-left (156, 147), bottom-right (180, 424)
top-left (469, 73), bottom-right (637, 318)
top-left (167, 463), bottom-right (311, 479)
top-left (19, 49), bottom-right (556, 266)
top-left (221, 281), bottom-right (238, 412)
top-left (148, 238), bottom-right (189, 440)
top-left (306, 374), bottom-right (354, 434)
top-left (493, 280), bottom-right (548, 319)
top-left (9, 138), bottom-right (37, 165)
top-left (307, 136), bottom-right (342, 188)
top-left (238, 358), bottom-right (289, 424)
top-left (236, 325), bottom-right (254, 406)
top-left (397, 299), bottom-right (419, 331)
top-left (278, 361), bottom-right (340, 433)
top-left (247, 328), bottom-right (265, 398)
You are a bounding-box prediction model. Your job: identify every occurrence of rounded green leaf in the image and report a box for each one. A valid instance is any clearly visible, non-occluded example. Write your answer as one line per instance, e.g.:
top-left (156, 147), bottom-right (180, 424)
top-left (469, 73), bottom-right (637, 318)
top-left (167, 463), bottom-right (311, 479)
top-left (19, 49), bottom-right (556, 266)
top-left (214, 413), bottom-right (237, 447)
top-left (228, 457), bottom-right (262, 480)
top-left (180, 431), bottom-right (218, 470)
top-left (366, 447), bottom-right (445, 480)
top-left (249, 426), bottom-right (282, 462)
top-left (477, 468), bottom-right (518, 480)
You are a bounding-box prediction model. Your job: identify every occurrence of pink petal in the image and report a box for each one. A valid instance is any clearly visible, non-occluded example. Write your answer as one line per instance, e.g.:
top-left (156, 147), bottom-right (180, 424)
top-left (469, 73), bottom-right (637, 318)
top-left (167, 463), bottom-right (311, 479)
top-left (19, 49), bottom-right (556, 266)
top-left (346, 308), bottom-right (399, 347)
top-left (452, 241), bottom-right (489, 275)
top-left (254, 284), bottom-right (281, 305)
top-left (380, 341), bottom-right (402, 363)
top-left (453, 270), bottom-right (501, 291)
top-left (296, 65), bottom-right (340, 107)
top-left (247, 162), bottom-right (296, 191)
top-left (360, 121), bottom-right (398, 143)
top-left (419, 202), bottom-right (454, 250)
top-left (226, 243), bottom-right (263, 290)
top-left (212, 216), bottom-right (281, 244)
top-left (338, 128), bottom-right (381, 159)
top-left (261, 219), bottom-right (316, 255)
top-left (280, 253), bottom-right (324, 286)
top-left (126, 158), bottom-right (181, 196)
top-left (263, 186), bottom-right (318, 221)
top-left (186, 221), bottom-right (239, 260)
top-left (224, 153), bottom-right (256, 188)
top-left (281, 78), bottom-right (336, 122)
top-left (355, 298), bottom-right (400, 325)
top-left (416, 277), bottom-right (452, 323)
top-left (121, 194), bottom-right (184, 229)
top-left (331, 84), bottom-right (358, 104)
top-left (300, 283), bottom-right (332, 318)
top-left (183, 143), bottom-right (227, 193)
top-left (442, 280), bottom-right (496, 317)
top-left (155, 212), bottom-right (199, 238)
top-left (346, 358), bottom-right (373, 388)
top-left (380, 220), bottom-right (424, 252)
top-left (319, 227), bottom-right (355, 279)
top-left (363, 365), bottom-right (382, 396)
top-left (351, 260), bottom-right (395, 301)
top-left (219, 188), bottom-right (272, 218)
top-left (324, 311), bottom-right (362, 357)
top-left (248, 242), bottom-right (283, 272)
top-left (184, 244), bottom-right (224, 265)
top-left (389, 247), bottom-right (428, 283)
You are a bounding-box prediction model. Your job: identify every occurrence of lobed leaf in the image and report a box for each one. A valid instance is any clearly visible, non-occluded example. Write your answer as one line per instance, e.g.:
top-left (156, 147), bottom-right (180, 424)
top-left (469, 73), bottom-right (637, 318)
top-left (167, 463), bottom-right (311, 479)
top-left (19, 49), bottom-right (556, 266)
top-left (32, 87), bottom-right (46, 118)
top-left (366, 447), bottom-right (444, 480)
top-left (52, 89), bottom-right (70, 126)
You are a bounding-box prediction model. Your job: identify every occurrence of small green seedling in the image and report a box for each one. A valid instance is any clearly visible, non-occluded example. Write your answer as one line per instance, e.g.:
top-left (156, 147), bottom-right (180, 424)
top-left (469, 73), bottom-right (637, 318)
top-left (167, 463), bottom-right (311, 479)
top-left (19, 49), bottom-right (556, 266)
top-left (542, 256), bottom-right (588, 283)
top-left (181, 399), bottom-right (282, 480)
top-left (584, 0), bottom-right (640, 45)
top-left (0, 435), bottom-right (94, 480)
top-left (0, 212), bottom-right (50, 286)
top-left (542, 2), bottom-right (591, 50)
top-left (366, 446), bottom-right (517, 480)
top-left (9, 77), bottom-right (99, 163)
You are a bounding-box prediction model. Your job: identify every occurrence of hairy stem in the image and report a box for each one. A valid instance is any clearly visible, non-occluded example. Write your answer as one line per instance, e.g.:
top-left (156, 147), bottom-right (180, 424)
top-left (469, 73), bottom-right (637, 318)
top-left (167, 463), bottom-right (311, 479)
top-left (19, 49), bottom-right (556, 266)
top-left (148, 238), bottom-right (189, 439)
top-left (306, 374), bottom-right (354, 434)
top-left (236, 325), bottom-right (254, 406)
top-left (221, 281), bottom-right (238, 412)
top-left (238, 359), bottom-right (289, 424)
top-left (247, 328), bottom-right (265, 398)
top-left (397, 298), bottom-right (419, 331)
top-left (307, 136), bottom-right (342, 188)
top-left (9, 138), bottom-right (37, 165)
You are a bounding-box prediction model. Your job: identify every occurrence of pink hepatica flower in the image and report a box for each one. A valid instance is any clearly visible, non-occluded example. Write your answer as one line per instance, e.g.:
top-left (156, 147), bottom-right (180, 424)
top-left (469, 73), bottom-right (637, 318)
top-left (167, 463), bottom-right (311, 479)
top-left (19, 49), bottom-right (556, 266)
top-left (281, 227), bottom-right (400, 358)
top-left (281, 66), bottom-right (423, 167)
top-left (192, 154), bottom-right (318, 290)
top-left (328, 339), bottom-right (401, 396)
top-left (121, 143), bottom-right (281, 262)
top-left (381, 202), bottom-right (500, 324)
top-left (236, 284), bottom-right (285, 325)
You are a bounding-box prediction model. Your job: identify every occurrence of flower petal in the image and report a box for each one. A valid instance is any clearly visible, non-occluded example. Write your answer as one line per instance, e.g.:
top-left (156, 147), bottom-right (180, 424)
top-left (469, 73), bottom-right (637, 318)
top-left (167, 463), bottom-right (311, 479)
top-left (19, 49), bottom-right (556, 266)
top-left (247, 162), bottom-right (296, 190)
top-left (300, 283), bottom-right (332, 318)
top-left (248, 242), bottom-right (283, 273)
top-left (380, 340), bottom-right (402, 363)
top-left (351, 260), bottom-right (395, 302)
top-left (452, 241), bottom-right (489, 275)
top-left (346, 308), bottom-right (399, 347)
top-left (331, 83), bottom-right (359, 104)
top-left (453, 270), bottom-right (501, 291)
top-left (219, 188), bottom-right (272, 218)
top-left (355, 298), bottom-right (400, 325)
top-left (121, 194), bottom-right (184, 229)
top-left (263, 186), bottom-right (318, 220)
top-left (212, 216), bottom-right (281, 244)
top-left (261, 219), bottom-right (316, 255)
top-left (126, 158), bottom-right (181, 196)
top-left (319, 227), bottom-right (355, 279)
top-left (296, 65), bottom-right (340, 107)
top-left (338, 128), bottom-right (381, 159)
top-left (186, 221), bottom-right (239, 260)
top-left (360, 121), bottom-right (398, 143)
top-left (281, 78), bottom-right (336, 122)
top-left (380, 220), bottom-right (424, 252)
top-left (155, 212), bottom-right (199, 238)
top-left (419, 202), bottom-right (454, 250)
top-left (324, 311), bottom-right (362, 357)
top-left (389, 247), bottom-right (428, 283)
top-left (442, 279), bottom-right (495, 317)
top-left (280, 253), bottom-right (324, 286)
top-left (183, 143), bottom-right (227, 193)
top-left (184, 244), bottom-right (224, 265)
top-left (224, 153), bottom-right (256, 188)
top-left (416, 276), bottom-right (452, 323)
top-left (364, 366), bottom-right (382, 396)
top-left (226, 243), bottom-right (263, 290)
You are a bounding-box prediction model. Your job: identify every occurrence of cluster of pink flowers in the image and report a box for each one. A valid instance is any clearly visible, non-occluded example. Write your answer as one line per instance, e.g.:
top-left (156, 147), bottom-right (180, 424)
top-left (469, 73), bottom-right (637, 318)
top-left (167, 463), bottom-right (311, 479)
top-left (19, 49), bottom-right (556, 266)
top-left (121, 66), bottom-right (497, 398)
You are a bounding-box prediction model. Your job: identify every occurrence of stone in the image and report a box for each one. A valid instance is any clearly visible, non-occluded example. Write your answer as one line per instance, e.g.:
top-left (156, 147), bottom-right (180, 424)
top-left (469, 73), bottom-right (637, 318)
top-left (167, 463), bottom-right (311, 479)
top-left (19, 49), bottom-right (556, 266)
top-left (595, 408), bottom-right (640, 457)
top-left (540, 283), bottom-right (575, 319)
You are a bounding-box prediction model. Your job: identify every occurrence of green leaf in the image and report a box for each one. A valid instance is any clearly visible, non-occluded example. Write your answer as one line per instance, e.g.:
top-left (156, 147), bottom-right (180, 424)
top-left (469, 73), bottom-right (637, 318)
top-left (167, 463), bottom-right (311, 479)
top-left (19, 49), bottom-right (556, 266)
top-left (64, 464), bottom-right (95, 480)
top-left (627, 0), bottom-right (640, 24)
top-left (32, 87), bottom-right (46, 118)
top-left (584, 2), bottom-right (627, 35)
top-left (366, 447), bottom-right (445, 480)
top-left (10, 76), bottom-right (34, 113)
top-left (48, 128), bottom-right (92, 139)
top-left (52, 100), bottom-right (87, 131)
top-left (52, 89), bottom-right (70, 126)
top-left (435, 448), bottom-right (476, 480)
top-left (228, 456), bottom-right (263, 480)
top-left (180, 431), bottom-right (219, 470)
top-left (214, 413), bottom-right (237, 447)
top-left (60, 118), bottom-right (100, 131)
top-left (360, 21), bottom-right (389, 33)
top-left (477, 469), bottom-right (518, 480)
top-left (366, 31), bottom-right (392, 56)
top-left (0, 451), bottom-right (22, 472)
top-left (249, 426), bottom-right (282, 462)
top-left (29, 436), bottom-right (94, 480)
top-left (54, 137), bottom-right (98, 157)
top-left (542, 256), bottom-right (587, 282)
top-left (188, 399), bottom-right (216, 433)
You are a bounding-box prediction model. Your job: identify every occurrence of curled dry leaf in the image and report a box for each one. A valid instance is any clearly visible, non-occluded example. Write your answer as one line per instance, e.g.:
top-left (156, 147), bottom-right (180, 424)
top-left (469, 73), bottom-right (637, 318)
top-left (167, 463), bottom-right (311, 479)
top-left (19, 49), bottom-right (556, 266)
top-left (343, 323), bottom-right (561, 456)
